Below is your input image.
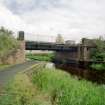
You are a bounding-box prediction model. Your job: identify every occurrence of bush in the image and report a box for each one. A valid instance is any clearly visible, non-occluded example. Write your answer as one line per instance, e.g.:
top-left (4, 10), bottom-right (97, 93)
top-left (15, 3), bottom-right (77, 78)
top-left (90, 63), bottom-right (105, 70)
top-left (90, 37), bottom-right (105, 70)
top-left (0, 27), bottom-right (19, 58)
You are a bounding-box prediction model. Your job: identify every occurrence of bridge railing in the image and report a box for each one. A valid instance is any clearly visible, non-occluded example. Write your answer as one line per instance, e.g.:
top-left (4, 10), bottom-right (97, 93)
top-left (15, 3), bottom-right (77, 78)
top-left (24, 32), bottom-right (56, 42)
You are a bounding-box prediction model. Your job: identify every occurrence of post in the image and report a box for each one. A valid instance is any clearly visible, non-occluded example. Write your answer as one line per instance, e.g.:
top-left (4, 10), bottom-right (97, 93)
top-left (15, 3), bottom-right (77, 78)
top-left (18, 31), bottom-right (24, 41)
top-left (83, 46), bottom-right (88, 61)
top-left (77, 45), bottom-right (81, 61)
top-left (81, 38), bottom-right (89, 61)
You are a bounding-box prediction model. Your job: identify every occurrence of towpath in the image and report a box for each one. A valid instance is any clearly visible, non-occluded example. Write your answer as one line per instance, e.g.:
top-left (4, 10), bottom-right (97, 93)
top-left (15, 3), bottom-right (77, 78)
top-left (0, 61), bottom-right (37, 86)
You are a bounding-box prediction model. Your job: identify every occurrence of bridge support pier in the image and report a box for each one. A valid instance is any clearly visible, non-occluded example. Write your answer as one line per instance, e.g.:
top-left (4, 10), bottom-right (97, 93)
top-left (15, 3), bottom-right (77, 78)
top-left (16, 31), bottom-right (25, 64)
top-left (83, 46), bottom-right (89, 61)
top-left (54, 45), bottom-right (91, 69)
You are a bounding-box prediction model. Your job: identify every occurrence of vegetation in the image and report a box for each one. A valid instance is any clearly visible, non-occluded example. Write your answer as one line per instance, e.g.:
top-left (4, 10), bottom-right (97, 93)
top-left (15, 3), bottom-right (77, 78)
top-left (32, 69), bottom-right (105, 105)
top-left (90, 36), bottom-right (105, 70)
top-left (26, 53), bottom-right (54, 61)
top-left (0, 74), bottom-right (41, 105)
top-left (0, 27), bottom-right (19, 58)
top-left (0, 64), bottom-right (51, 105)
top-left (1, 64), bottom-right (105, 105)
top-left (90, 36), bottom-right (105, 61)
top-left (0, 64), bottom-right (10, 70)
top-left (90, 63), bottom-right (105, 71)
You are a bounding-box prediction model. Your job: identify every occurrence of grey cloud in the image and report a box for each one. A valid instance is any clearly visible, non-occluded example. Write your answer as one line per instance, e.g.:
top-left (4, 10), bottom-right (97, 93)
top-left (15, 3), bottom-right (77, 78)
top-left (1, 0), bottom-right (74, 14)
top-left (0, 0), bottom-right (105, 41)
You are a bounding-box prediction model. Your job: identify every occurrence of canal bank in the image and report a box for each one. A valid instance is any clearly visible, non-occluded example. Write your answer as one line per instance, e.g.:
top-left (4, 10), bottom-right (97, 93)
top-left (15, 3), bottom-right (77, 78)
top-left (26, 52), bottom-right (105, 84)
top-left (1, 62), bottom-right (105, 105)
top-left (54, 62), bottom-right (105, 84)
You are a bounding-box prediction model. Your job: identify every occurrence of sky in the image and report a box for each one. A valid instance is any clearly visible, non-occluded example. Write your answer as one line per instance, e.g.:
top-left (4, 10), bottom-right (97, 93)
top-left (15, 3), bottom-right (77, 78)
top-left (0, 0), bottom-right (105, 41)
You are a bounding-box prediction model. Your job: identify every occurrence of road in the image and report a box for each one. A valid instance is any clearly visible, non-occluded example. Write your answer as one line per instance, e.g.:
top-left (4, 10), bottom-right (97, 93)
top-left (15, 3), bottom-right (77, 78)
top-left (0, 61), bottom-right (37, 86)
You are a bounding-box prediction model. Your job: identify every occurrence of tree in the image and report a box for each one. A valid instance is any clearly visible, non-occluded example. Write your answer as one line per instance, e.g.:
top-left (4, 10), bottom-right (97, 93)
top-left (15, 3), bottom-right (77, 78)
top-left (0, 26), bottom-right (13, 35)
top-left (90, 36), bottom-right (105, 70)
top-left (90, 36), bottom-right (105, 61)
top-left (56, 34), bottom-right (64, 44)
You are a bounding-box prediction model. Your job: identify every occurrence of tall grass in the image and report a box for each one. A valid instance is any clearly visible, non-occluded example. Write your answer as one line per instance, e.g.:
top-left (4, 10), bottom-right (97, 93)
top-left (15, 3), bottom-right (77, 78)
top-left (0, 73), bottom-right (51, 105)
top-left (32, 68), bottom-right (105, 105)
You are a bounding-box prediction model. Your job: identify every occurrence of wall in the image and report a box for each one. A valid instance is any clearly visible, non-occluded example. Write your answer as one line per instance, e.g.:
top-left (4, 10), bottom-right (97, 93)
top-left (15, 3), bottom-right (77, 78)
top-left (0, 41), bottom-right (25, 65)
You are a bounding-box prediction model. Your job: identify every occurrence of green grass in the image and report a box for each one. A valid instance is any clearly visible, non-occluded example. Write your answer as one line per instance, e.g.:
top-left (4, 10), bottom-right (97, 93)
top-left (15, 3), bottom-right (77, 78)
top-left (26, 53), bottom-right (54, 61)
top-left (90, 63), bottom-right (105, 71)
top-left (32, 68), bottom-right (105, 105)
top-left (0, 64), bottom-right (10, 71)
top-left (0, 65), bottom-right (105, 105)
top-left (0, 73), bottom-right (51, 105)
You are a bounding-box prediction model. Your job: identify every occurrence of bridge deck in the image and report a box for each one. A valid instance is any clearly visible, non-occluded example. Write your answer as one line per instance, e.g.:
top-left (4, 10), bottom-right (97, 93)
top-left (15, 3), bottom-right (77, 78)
top-left (25, 41), bottom-right (78, 51)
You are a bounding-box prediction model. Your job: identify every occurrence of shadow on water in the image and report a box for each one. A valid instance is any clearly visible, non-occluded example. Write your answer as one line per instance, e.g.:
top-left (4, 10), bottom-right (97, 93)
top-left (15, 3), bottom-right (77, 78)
top-left (54, 63), bottom-right (105, 84)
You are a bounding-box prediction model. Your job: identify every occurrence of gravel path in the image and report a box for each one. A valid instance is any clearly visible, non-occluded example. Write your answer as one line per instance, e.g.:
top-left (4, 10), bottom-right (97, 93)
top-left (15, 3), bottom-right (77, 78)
top-left (0, 61), bottom-right (37, 86)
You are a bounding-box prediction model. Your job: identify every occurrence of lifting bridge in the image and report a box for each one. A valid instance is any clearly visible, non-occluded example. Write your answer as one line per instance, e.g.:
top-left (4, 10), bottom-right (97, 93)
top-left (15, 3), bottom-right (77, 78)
top-left (18, 31), bottom-right (95, 63)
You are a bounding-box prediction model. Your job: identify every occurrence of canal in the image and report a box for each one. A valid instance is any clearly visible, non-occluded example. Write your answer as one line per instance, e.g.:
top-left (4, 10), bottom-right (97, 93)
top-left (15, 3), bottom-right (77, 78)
top-left (46, 62), bottom-right (105, 84)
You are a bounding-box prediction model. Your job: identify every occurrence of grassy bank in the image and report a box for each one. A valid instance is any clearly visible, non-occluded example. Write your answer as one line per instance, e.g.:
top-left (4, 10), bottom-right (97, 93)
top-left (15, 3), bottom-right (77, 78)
top-left (0, 64), bottom-right (105, 105)
top-left (26, 53), bottom-right (54, 61)
top-left (32, 69), bottom-right (105, 105)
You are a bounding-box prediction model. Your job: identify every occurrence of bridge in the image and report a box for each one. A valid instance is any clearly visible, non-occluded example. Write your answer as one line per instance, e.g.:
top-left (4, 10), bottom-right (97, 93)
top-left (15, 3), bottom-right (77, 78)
top-left (18, 31), bottom-right (96, 67)
top-left (25, 41), bottom-right (78, 51)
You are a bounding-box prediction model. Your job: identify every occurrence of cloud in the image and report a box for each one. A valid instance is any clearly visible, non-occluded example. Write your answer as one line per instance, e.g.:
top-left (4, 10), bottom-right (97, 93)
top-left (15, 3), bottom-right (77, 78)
top-left (0, 3), bottom-right (38, 38)
top-left (0, 0), bottom-right (105, 41)
top-left (0, 3), bottom-right (26, 30)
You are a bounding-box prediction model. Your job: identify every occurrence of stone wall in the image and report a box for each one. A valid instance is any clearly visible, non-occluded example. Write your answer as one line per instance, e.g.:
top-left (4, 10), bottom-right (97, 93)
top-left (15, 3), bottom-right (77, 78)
top-left (0, 41), bottom-right (25, 65)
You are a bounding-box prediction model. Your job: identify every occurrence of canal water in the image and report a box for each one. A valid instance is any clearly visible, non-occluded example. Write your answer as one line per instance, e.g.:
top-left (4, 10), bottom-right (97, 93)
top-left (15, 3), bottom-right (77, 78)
top-left (45, 62), bottom-right (105, 84)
